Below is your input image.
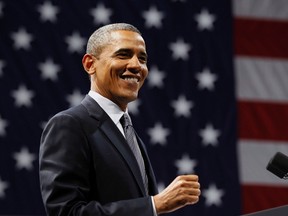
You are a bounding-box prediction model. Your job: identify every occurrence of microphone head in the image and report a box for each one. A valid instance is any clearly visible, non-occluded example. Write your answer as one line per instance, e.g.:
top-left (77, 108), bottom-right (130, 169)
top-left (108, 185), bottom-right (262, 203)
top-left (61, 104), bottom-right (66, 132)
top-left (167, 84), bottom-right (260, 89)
top-left (266, 152), bottom-right (288, 179)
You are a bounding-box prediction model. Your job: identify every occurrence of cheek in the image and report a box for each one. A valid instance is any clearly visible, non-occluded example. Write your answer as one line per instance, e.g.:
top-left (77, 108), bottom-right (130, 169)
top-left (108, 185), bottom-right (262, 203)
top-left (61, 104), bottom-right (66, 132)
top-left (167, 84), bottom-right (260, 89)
top-left (99, 64), bottom-right (118, 82)
top-left (143, 68), bottom-right (149, 80)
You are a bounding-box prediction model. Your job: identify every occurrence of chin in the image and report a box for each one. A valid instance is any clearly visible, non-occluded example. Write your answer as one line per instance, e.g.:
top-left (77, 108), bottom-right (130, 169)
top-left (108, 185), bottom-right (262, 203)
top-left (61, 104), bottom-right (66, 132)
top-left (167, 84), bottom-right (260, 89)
top-left (123, 93), bottom-right (138, 103)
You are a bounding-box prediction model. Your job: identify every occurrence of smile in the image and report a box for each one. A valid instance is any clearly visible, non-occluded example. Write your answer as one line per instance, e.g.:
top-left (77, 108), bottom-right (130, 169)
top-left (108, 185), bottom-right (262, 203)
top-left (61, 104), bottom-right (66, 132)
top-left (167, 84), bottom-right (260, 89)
top-left (120, 74), bottom-right (140, 83)
top-left (123, 77), bottom-right (139, 82)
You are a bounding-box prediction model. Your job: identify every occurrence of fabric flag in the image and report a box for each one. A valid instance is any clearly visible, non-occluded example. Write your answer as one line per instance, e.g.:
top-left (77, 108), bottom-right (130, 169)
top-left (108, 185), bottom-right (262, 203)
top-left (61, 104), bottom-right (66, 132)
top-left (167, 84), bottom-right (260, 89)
top-left (0, 0), bottom-right (246, 215)
top-left (234, 0), bottom-right (288, 214)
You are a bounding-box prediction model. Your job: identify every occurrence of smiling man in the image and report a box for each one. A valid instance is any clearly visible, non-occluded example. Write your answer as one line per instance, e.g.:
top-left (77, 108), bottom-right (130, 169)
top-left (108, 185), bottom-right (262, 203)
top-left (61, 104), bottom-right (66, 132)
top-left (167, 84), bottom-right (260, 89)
top-left (82, 27), bottom-right (148, 111)
top-left (39, 23), bottom-right (200, 216)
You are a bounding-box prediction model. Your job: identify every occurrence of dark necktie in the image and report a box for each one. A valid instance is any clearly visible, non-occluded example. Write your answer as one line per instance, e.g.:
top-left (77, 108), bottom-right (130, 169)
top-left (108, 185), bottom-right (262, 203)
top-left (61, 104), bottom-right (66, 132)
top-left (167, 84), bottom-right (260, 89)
top-left (120, 113), bottom-right (148, 195)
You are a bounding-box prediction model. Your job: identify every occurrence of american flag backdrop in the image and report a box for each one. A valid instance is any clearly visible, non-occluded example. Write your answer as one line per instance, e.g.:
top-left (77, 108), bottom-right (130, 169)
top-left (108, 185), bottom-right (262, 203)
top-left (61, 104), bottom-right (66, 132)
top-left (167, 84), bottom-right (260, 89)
top-left (234, 0), bottom-right (288, 214)
top-left (0, 0), bottom-right (287, 215)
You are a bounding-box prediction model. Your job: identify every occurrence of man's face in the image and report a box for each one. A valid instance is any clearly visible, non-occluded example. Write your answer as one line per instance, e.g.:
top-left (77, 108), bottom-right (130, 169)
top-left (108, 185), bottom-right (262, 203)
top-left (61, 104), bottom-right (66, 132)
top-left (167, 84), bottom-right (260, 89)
top-left (92, 30), bottom-right (148, 110)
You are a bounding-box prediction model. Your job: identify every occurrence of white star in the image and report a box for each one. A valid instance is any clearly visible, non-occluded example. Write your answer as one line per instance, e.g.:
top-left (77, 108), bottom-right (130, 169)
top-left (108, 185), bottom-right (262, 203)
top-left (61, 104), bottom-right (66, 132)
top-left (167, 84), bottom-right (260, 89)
top-left (0, 2), bottom-right (4, 18)
top-left (66, 89), bottom-right (85, 107)
top-left (90, 3), bottom-right (112, 25)
top-left (142, 6), bottom-right (164, 28)
top-left (147, 122), bottom-right (170, 146)
top-left (11, 85), bottom-right (35, 107)
top-left (40, 116), bottom-right (51, 130)
top-left (157, 182), bottom-right (166, 193)
top-left (0, 115), bottom-right (8, 137)
top-left (195, 9), bottom-right (216, 31)
top-left (199, 123), bottom-right (221, 146)
top-left (65, 31), bottom-right (86, 54)
top-left (38, 58), bottom-right (61, 81)
top-left (40, 120), bottom-right (47, 130)
top-left (147, 65), bottom-right (166, 88)
top-left (174, 154), bottom-right (197, 174)
top-left (37, 1), bottom-right (59, 23)
top-left (195, 68), bottom-right (217, 90)
top-left (169, 38), bottom-right (191, 60)
top-left (13, 147), bottom-right (36, 171)
top-left (0, 59), bottom-right (5, 77)
top-left (203, 184), bottom-right (225, 206)
top-left (0, 177), bottom-right (9, 198)
top-left (128, 99), bottom-right (141, 116)
top-left (171, 95), bottom-right (193, 117)
top-left (11, 28), bottom-right (33, 50)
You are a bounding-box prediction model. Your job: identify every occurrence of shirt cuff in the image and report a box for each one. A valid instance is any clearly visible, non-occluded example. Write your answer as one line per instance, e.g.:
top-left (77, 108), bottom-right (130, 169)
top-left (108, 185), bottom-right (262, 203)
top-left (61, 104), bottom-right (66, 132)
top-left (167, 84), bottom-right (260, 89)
top-left (151, 196), bottom-right (158, 216)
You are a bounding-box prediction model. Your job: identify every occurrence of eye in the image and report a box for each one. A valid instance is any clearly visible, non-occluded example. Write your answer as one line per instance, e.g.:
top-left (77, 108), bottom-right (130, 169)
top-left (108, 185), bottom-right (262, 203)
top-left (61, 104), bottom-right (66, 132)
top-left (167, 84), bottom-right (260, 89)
top-left (138, 56), bottom-right (147, 63)
top-left (117, 52), bottom-right (130, 59)
top-left (138, 53), bottom-right (147, 63)
top-left (114, 49), bottom-right (132, 59)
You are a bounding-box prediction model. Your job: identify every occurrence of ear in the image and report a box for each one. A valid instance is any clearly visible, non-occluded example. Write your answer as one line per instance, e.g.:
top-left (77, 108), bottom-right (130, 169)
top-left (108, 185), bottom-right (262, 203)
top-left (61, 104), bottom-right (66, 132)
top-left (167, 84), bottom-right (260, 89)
top-left (82, 54), bottom-right (96, 75)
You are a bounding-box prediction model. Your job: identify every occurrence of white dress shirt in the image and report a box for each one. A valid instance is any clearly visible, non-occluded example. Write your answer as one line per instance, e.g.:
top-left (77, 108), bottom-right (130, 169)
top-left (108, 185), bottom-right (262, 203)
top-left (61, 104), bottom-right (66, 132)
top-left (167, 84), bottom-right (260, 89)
top-left (88, 90), bottom-right (126, 136)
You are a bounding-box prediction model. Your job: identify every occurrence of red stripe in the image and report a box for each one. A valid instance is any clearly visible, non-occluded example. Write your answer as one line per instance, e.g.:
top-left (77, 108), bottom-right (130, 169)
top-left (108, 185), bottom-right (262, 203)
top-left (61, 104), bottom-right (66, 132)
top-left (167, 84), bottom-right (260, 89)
top-left (234, 18), bottom-right (288, 59)
top-left (241, 184), bottom-right (288, 214)
top-left (238, 101), bottom-right (288, 141)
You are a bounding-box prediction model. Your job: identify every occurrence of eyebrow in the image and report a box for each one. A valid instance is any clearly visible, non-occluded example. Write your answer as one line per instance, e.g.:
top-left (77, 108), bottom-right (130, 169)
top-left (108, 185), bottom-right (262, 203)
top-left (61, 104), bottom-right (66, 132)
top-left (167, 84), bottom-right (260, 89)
top-left (114, 48), bottom-right (148, 59)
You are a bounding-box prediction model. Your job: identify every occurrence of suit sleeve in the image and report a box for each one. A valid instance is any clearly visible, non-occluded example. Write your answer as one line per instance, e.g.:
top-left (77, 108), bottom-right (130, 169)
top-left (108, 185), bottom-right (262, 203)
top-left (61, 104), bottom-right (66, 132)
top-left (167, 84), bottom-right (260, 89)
top-left (39, 112), bottom-right (154, 216)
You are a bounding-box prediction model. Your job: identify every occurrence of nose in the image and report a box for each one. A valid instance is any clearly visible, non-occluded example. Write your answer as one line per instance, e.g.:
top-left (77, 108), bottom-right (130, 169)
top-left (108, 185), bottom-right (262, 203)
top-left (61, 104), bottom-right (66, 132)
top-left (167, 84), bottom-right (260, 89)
top-left (127, 55), bottom-right (142, 73)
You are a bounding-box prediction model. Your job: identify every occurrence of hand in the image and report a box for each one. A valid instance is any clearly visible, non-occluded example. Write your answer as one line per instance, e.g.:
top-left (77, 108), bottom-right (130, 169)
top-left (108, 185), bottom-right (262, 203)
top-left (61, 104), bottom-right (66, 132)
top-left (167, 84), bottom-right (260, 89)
top-left (153, 175), bottom-right (200, 215)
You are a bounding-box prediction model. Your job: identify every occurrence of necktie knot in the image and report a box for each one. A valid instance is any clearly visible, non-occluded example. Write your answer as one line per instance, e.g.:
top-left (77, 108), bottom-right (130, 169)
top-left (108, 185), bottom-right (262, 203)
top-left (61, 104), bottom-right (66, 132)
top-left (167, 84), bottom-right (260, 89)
top-left (120, 113), bottom-right (132, 128)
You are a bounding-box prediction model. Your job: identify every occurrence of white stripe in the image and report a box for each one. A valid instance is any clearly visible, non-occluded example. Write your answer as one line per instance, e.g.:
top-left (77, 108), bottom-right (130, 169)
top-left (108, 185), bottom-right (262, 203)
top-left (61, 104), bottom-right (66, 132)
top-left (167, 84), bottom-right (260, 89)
top-left (233, 0), bottom-right (288, 20)
top-left (235, 57), bottom-right (288, 102)
top-left (238, 139), bottom-right (288, 186)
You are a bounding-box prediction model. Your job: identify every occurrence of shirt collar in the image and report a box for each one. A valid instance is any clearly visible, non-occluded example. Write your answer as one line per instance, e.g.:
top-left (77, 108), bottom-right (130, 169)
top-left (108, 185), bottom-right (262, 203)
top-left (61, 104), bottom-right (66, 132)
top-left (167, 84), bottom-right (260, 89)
top-left (88, 90), bottom-right (126, 125)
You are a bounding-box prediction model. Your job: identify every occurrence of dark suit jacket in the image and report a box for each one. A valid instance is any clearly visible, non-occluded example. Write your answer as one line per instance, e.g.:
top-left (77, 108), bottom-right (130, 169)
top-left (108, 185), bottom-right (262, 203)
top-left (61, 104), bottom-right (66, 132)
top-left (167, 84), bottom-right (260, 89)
top-left (39, 95), bottom-right (158, 216)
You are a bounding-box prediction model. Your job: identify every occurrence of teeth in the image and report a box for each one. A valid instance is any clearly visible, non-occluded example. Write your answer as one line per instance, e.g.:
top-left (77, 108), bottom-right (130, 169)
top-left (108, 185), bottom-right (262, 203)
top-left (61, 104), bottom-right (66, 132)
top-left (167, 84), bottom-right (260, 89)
top-left (124, 77), bottom-right (139, 82)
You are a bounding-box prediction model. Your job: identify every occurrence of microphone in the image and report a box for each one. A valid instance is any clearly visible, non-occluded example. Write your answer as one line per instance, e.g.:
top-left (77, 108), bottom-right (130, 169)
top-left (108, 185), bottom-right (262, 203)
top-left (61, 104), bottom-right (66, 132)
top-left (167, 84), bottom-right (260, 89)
top-left (266, 152), bottom-right (288, 180)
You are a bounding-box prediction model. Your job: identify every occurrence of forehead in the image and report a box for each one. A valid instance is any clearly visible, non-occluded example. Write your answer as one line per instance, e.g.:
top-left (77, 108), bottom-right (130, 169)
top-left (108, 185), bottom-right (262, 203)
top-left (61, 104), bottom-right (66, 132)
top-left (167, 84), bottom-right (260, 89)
top-left (107, 30), bottom-right (146, 50)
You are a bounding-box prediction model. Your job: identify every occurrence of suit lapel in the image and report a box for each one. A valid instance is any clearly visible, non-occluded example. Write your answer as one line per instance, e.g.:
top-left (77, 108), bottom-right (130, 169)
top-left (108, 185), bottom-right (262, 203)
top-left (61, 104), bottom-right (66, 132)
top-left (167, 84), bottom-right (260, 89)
top-left (81, 95), bottom-right (147, 195)
top-left (135, 132), bottom-right (159, 195)
top-left (101, 120), bottom-right (147, 195)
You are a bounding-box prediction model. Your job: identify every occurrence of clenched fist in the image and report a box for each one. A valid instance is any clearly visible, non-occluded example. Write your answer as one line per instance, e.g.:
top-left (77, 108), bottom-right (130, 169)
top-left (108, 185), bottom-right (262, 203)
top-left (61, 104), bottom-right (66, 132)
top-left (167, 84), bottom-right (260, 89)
top-left (153, 175), bottom-right (200, 215)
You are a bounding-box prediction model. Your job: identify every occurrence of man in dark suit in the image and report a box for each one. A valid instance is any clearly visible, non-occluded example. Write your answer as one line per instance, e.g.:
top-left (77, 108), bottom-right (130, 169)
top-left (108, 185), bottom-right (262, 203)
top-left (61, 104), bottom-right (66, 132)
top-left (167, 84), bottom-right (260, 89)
top-left (39, 23), bottom-right (200, 215)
